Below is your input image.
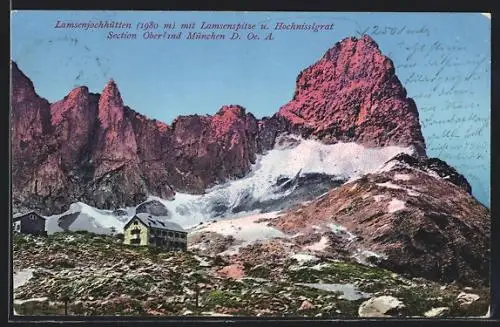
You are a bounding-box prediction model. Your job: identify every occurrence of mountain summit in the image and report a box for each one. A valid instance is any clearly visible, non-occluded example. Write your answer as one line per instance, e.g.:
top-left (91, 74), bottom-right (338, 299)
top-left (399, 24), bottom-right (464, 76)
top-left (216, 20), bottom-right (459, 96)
top-left (277, 35), bottom-right (426, 155)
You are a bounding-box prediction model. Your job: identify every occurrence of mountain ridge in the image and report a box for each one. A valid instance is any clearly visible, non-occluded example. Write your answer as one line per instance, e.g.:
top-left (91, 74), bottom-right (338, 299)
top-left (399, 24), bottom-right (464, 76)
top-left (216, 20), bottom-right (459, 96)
top-left (11, 35), bottom-right (427, 215)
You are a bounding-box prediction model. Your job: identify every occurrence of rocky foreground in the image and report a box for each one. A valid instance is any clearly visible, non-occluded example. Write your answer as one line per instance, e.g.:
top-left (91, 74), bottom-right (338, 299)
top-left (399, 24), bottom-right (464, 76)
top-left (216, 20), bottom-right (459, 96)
top-left (13, 232), bottom-right (489, 317)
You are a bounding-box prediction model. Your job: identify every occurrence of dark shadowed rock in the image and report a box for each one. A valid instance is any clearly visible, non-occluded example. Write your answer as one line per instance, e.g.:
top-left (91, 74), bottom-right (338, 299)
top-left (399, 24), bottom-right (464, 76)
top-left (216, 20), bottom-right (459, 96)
top-left (57, 212), bottom-right (80, 231)
top-left (112, 209), bottom-right (128, 217)
top-left (135, 200), bottom-right (170, 217)
top-left (385, 153), bottom-right (472, 193)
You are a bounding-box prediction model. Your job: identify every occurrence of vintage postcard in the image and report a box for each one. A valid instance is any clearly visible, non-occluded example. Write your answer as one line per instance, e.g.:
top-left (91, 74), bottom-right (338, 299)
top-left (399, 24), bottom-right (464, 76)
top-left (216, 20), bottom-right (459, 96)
top-left (10, 11), bottom-right (491, 319)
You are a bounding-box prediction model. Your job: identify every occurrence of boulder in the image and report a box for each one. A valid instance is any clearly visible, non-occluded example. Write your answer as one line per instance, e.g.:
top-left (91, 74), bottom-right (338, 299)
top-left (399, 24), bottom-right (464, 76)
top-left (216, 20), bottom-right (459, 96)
top-left (358, 296), bottom-right (405, 317)
top-left (457, 292), bottom-right (480, 307)
top-left (424, 307), bottom-right (450, 318)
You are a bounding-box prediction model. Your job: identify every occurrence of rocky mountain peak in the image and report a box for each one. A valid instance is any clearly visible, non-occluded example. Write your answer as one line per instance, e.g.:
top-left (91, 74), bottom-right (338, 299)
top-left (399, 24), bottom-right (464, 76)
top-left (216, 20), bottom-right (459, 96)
top-left (51, 86), bottom-right (93, 126)
top-left (210, 105), bottom-right (254, 138)
top-left (382, 153), bottom-right (473, 194)
top-left (100, 79), bottom-right (122, 105)
top-left (68, 86), bottom-right (90, 98)
top-left (277, 35), bottom-right (425, 155)
top-left (97, 79), bottom-right (126, 127)
top-left (11, 61), bottom-right (38, 103)
top-left (216, 105), bottom-right (247, 117)
top-left (103, 78), bottom-right (119, 92)
top-left (322, 35), bottom-right (381, 62)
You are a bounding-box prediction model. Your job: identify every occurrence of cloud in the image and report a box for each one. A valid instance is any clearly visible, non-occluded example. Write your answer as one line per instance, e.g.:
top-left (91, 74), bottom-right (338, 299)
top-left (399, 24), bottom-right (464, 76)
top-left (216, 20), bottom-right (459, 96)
top-left (481, 13), bottom-right (491, 19)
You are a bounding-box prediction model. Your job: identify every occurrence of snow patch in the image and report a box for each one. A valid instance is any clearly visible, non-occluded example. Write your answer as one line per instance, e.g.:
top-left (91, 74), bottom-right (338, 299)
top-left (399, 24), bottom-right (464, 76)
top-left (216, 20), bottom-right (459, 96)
top-left (193, 255), bottom-right (211, 267)
top-left (377, 155), bottom-right (453, 188)
top-left (265, 136), bottom-right (412, 180)
top-left (407, 189), bottom-right (420, 197)
top-left (14, 297), bottom-right (49, 305)
top-left (188, 243), bottom-right (207, 251)
top-left (309, 262), bottom-right (331, 270)
top-left (241, 277), bottom-right (268, 283)
top-left (422, 168), bottom-right (442, 180)
top-left (352, 249), bottom-right (387, 266)
top-left (297, 283), bottom-right (372, 301)
top-left (13, 268), bottom-right (34, 290)
top-left (373, 195), bottom-right (385, 202)
top-left (219, 243), bottom-right (248, 256)
top-left (201, 311), bottom-right (233, 317)
top-left (64, 235), bottom-right (77, 242)
top-left (45, 202), bottom-right (128, 235)
top-left (387, 199), bottom-right (406, 213)
top-left (303, 236), bottom-right (329, 251)
top-left (290, 253), bottom-right (319, 264)
top-left (329, 224), bottom-right (357, 241)
top-left (190, 211), bottom-right (284, 243)
top-left (376, 182), bottom-right (404, 190)
top-left (317, 192), bottom-right (329, 199)
top-left (377, 182), bottom-right (421, 198)
top-left (394, 174), bottom-right (411, 181)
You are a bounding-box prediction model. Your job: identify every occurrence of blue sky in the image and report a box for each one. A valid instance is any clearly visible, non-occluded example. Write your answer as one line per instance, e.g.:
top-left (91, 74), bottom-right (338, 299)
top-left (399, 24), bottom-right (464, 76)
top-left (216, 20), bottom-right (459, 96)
top-left (11, 11), bottom-right (490, 206)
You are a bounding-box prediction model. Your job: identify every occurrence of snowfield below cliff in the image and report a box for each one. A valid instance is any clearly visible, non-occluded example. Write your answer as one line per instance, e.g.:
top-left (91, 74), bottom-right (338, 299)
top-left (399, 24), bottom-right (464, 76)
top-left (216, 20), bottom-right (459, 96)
top-left (189, 211), bottom-right (284, 242)
top-left (45, 202), bottom-right (131, 235)
top-left (41, 137), bottom-right (414, 236)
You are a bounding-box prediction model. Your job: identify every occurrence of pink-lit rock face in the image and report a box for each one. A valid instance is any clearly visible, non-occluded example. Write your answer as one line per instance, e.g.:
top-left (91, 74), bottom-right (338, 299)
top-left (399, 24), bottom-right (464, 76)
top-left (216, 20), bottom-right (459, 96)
top-left (11, 61), bottom-right (62, 214)
top-left (11, 62), bottom-right (52, 156)
top-left (93, 80), bottom-right (139, 177)
top-left (50, 87), bottom-right (99, 168)
top-left (11, 64), bottom-right (264, 213)
top-left (166, 105), bottom-right (260, 193)
top-left (278, 35), bottom-right (426, 155)
top-left (11, 35), bottom-right (429, 214)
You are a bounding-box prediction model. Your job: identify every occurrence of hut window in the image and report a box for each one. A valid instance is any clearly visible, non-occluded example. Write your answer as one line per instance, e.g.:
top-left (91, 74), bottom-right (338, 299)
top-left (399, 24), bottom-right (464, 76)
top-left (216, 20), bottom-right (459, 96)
top-left (168, 232), bottom-right (173, 237)
top-left (175, 233), bottom-right (179, 238)
top-left (133, 221), bottom-right (138, 225)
